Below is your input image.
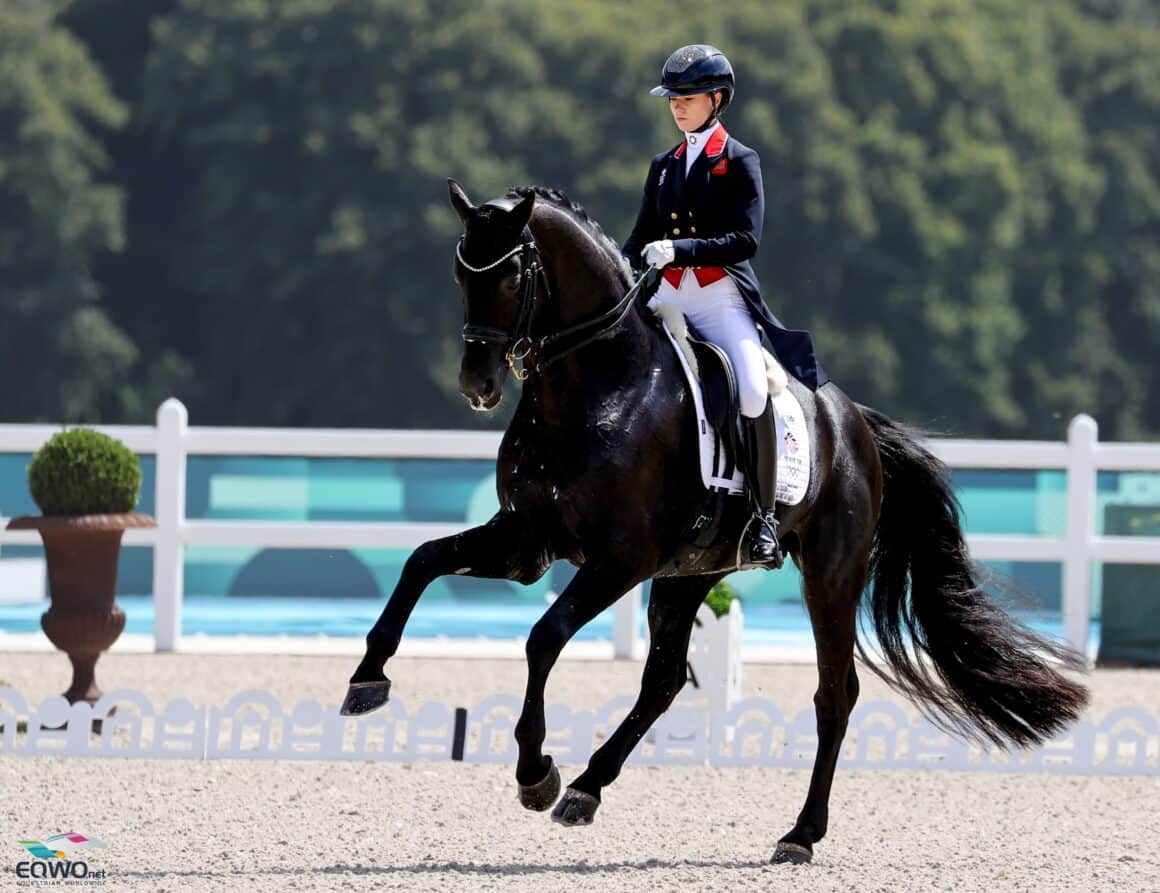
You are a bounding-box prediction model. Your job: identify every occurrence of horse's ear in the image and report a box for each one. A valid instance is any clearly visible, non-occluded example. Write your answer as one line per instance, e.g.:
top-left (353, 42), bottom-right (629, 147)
top-left (507, 192), bottom-right (535, 231)
top-left (447, 178), bottom-right (475, 224)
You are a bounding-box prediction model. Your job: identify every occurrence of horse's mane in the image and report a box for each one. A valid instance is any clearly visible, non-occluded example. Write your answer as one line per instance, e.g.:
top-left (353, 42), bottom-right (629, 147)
top-left (507, 186), bottom-right (632, 286)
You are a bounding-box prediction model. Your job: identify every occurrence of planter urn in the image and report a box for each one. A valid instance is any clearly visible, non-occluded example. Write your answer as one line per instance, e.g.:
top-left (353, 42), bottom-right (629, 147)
top-left (6, 513), bottom-right (155, 704)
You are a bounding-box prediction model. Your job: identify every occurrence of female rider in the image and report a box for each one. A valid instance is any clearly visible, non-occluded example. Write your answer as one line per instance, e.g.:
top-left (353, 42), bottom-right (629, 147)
top-left (623, 44), bottom-right (827, 569)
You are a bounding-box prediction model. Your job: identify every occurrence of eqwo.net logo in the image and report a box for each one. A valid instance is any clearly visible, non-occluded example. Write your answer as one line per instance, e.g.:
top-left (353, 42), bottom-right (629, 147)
top-left (19, 833), bottom-right (105, 860)
top-left (14, 833), bottom-right (107, 884)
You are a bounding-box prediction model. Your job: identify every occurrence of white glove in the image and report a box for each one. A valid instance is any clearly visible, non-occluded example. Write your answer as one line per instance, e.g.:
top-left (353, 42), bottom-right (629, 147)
top-left (642, 239), bottom-right (675, 269)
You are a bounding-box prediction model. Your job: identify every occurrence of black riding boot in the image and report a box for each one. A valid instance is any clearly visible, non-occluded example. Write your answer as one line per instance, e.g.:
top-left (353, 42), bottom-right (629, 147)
top-left (742, 399), bottom-right (784, 569)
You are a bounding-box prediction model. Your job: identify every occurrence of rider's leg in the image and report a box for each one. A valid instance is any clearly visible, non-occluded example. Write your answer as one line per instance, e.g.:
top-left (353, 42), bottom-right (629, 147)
top-left (741, 397), bottom-right (783, 567)
top-left (680, 279), bottom-right (783, 568)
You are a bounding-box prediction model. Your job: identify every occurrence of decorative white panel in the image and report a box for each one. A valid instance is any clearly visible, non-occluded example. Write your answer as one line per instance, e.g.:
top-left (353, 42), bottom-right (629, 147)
top-left (0, 687), bottom-right (1155, 775)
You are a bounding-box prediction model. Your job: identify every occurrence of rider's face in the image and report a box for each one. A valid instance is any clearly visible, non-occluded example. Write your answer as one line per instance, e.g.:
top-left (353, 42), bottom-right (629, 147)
top-left (669, 92), bottom-right (718, 132)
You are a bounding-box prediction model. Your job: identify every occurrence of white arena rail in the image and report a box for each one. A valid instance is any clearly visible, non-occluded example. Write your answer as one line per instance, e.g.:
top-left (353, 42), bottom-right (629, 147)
top-left (2, 399), bottom-right (1158, 657)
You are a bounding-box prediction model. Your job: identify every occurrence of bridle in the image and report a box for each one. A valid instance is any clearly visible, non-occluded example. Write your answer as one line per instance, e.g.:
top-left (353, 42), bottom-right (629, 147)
top-left (457, 230), bottom-right (543, 380)
top-left (456, 229), bottom-right (647, 381)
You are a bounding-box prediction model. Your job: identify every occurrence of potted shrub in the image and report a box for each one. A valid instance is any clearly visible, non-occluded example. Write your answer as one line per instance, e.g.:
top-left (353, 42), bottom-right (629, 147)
top-left (5, 429), bottom-right (155, 705)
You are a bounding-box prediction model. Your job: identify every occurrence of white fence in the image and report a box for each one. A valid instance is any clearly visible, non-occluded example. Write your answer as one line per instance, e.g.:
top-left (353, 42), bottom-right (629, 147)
top-left (2, 399), bottom-right (1159, 657)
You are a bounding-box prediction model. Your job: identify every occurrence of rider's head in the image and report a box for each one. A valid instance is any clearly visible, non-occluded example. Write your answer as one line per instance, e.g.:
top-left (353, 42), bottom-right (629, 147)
top-left (650, 44), bottom-right (735, 133)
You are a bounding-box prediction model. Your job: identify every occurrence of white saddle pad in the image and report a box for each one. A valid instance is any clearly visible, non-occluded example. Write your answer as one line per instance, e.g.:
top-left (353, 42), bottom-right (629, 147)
top-left (657, 318), bottom-right (811, 506)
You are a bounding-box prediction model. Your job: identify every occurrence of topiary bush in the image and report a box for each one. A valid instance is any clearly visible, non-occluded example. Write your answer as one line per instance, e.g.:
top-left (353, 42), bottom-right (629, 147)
top-left (704, 579), bottom-right (737, 618)
top-left (28, 429), bottom-right (142, 516)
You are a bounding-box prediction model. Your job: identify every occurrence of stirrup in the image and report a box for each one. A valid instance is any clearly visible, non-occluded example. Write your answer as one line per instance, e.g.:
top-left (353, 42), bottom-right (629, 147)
top-left (747, 512), bottom-right (784, 569)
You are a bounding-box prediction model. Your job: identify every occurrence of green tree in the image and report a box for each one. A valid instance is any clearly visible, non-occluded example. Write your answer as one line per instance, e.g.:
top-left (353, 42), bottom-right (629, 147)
top-left (57, 0), bottom-right (192, 422)
top-left (125, 0), bottom-right (723, 427)
top-left (1037, 2), bottom-right (1160, 438)
top-left (769, 0), bottom-right (1107, 436)
top-left (0, 0), bottom-right (134, 422)
top-left (52, 0), bottom-right (1160, 439)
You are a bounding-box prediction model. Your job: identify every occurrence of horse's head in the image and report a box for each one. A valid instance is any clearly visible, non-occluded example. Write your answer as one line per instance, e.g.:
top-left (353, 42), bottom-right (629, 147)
top-left (448, 179), bottom-right (536, 411)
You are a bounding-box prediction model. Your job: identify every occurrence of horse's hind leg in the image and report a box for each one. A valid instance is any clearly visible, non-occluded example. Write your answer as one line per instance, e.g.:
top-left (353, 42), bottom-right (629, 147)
top-left (773, 515), bottom-right (873, 865)
top-left (551, 574), bottom-right (721, 826)
top-left (343, 511), bottom-right (548, 714)
top-left (513, 558), bottom-right (641, 811)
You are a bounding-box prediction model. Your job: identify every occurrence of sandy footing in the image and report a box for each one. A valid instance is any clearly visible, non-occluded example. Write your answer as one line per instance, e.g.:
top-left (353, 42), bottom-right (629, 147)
top-left (1, 653), bottom-right (1158, 892)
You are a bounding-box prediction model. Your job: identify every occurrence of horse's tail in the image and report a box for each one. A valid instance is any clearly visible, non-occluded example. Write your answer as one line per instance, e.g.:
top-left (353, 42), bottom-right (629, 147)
top-left (857, 405), bottom-right (1089, 747)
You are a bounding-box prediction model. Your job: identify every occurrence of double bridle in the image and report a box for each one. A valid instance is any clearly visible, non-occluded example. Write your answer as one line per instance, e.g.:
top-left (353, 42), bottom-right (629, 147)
top-left (456, 229), bottom-right (646, 380)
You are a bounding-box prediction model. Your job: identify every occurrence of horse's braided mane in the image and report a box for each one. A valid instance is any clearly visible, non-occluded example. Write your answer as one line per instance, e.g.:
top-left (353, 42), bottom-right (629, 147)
top-left (507, 186), bottom-right (632, 285)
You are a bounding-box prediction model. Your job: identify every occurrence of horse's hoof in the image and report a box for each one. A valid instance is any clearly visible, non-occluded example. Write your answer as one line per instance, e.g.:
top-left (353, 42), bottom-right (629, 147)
top-left (771, 841), bottom-right (813, 865)
top-left (550, 787), bottom-right (600, 827)
top-left (339, 678), bottom-right (392, 716)
top-left (517, 758), bottom-right (561, 812)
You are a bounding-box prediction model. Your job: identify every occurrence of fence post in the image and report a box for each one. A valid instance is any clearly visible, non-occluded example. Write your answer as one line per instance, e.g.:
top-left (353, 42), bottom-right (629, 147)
top-left (153, 398), bottom-right (188, 652)
top-left (1064, 414), bottom-right (1098, 659)
top-left (613, 584), bottom-right (643, 659)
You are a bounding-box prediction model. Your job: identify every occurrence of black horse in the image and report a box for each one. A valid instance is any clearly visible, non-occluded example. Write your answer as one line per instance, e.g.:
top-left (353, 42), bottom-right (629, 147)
top-left (342, 180), bottom-right (1088, 865)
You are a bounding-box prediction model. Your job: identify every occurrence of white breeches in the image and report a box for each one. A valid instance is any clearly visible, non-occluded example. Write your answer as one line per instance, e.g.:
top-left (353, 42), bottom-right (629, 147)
top-left (655, 271), bottom-right (769, 418)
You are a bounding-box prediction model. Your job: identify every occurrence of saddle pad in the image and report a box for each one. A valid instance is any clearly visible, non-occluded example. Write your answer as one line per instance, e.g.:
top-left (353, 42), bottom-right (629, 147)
top-left (771, 388), bottom-right (810, 506)
top-left (658, 319), bottom-right (811, 506)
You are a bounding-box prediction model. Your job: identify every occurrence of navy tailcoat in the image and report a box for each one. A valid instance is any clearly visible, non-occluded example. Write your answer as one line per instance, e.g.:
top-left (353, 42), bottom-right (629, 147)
top-left (623, 126), bottom-right (828, 390)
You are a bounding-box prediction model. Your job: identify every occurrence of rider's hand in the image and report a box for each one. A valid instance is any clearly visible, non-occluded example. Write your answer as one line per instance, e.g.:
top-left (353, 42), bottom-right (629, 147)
top-left (642, 240), bottom-right (675, 269)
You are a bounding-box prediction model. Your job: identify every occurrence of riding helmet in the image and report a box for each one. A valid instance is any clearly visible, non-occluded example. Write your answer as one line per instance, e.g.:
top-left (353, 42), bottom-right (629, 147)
top-left (649, 44), bottom-right (735, 112)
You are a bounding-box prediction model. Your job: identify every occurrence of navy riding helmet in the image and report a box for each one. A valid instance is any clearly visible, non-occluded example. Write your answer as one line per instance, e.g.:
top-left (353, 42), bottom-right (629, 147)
top-left (649, 44), bottom-right (735, 113)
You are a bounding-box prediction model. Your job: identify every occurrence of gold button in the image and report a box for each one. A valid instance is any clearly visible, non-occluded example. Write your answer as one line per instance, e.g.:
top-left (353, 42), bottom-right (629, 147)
top-left (670, 212), bottom-right (678, 219)
top-left (673, 228), bottom-right (680, 235)
top-left (690, 227), bottom-right (697, 233)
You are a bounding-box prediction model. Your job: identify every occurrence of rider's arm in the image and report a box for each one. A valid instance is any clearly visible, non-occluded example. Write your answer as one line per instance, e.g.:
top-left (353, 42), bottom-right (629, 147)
top-left (622, 157), bottom-right (663, 273)
top-left (670, 148), bottom-right (764, 268)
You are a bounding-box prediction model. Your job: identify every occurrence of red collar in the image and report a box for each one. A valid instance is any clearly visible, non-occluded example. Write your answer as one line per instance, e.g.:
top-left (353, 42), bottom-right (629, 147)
top-left (672, 124), bottom-right (729, 160)
top-left (705, 124), bottom-right (729, 156)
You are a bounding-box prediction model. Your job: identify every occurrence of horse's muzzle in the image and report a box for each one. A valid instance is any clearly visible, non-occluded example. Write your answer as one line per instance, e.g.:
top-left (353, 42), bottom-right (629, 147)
top-left (459, 365), bottom-right (504, 411)
top-left (466, 392), bottom-right (502, 411)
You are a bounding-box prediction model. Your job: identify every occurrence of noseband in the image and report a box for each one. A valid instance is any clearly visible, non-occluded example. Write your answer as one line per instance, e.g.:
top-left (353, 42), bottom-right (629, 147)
top-left (457, 230), bottom-right (646, 381)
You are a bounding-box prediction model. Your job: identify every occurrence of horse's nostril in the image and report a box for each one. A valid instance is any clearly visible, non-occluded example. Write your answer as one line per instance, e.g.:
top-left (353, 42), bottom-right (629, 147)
top-left (483, 378), bottom-right (496, 398)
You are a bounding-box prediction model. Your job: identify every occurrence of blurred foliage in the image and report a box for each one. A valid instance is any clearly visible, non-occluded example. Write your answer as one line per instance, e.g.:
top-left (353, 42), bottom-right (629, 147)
top-left (1, 0), bottom-right (1155, 439)
top-left (0, 0), bottom-right (134, 422)
top-left (705, 578), bottom-right (737, 618)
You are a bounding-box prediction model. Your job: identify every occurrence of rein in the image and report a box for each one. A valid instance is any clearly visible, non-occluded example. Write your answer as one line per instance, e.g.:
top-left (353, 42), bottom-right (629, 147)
top-left (458, 231), bottom-right (649, 380)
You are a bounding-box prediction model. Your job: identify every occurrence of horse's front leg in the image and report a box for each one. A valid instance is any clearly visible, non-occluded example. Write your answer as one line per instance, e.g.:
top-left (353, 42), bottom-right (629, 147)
top-left (550, 574), bottom-right (719, 826)
top-left (513, 558), bottom-right (641, 811)
top-left (341, 511), bottom-right (549, 715)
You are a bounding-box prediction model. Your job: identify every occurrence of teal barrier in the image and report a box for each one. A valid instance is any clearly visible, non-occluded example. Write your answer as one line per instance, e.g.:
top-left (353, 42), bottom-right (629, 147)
top-left (4, 453), bottom-right (1156, 639)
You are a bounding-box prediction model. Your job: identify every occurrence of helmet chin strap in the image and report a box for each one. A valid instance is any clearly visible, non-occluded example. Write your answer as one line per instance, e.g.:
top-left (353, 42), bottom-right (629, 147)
top-left (686, 94), bottom-right (721, 142)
